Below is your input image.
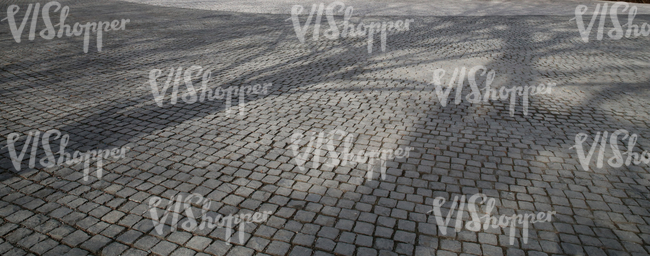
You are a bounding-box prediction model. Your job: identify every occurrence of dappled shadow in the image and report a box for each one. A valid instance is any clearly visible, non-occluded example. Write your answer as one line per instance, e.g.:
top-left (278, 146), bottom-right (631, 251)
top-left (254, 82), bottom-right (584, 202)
top-left (1, 0), bottom-right (650, 254)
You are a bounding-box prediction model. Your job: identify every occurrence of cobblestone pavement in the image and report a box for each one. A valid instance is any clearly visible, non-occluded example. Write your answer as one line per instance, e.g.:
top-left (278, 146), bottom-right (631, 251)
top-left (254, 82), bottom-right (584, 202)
top-left (1, 0), bottom-right (650, 255)
top-left (120, 0), bottom-right (650, 16)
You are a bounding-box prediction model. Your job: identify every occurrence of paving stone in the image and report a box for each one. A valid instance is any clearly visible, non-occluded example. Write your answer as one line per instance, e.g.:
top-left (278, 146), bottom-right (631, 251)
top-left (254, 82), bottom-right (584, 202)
top-left (171, 247), bottom-right (197, 256)
top-left (227, 246), bottom-right (254, 256)
top-left (134, 236), bottom-right (160, 251)
top-left (293, 233), bottom-right (316, 246)
top-left (288, 246), bottom-right (312, 256)
top-left (168, 232), bottom-right (193, 245)
top-left (315, 238), bottom-right (336, 252)
top-left (151, 240), bottom-right (179, 255)
top-left (441, 239), bottom-right (462, 252)
top-left (117, 230), bottom-right (144, 245)
top-left (205, 240), bottom-right (233, 256)
top-left (80, 235), bottom-right (112, 253)
top-left (43, 245), bottom-right (72, 256)
top-left (122, 248), bottom-right (150, 256)
top-left (245, 236), bottom-right (270, 251)
top-left (186, 236), bottom-right (212, 251)
top-left (61, 230), bottom-right (90, 247)
top-left (265, 240), bottom-right (291, 256)
top-left (101, 242), bottom-right (130, 256)
top-left (31, 239), bottom-right (59, 255)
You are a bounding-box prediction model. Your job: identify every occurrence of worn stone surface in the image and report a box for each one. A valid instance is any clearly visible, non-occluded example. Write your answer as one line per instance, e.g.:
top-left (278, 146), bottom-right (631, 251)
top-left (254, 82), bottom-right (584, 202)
top-left (1, 0), bottom-right (650, 255)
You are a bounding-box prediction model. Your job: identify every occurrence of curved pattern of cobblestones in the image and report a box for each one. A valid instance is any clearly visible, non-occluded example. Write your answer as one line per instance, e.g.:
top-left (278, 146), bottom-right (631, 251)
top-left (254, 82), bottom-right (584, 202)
top-left (1, 0), bottom-right (650, 256)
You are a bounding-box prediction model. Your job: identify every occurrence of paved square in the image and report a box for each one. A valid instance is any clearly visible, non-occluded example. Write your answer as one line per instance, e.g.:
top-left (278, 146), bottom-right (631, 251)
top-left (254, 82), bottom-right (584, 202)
top-left (1, 0), bottom-right (650, 255)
